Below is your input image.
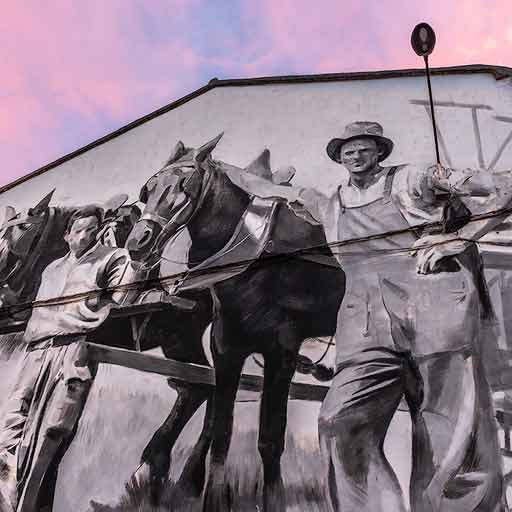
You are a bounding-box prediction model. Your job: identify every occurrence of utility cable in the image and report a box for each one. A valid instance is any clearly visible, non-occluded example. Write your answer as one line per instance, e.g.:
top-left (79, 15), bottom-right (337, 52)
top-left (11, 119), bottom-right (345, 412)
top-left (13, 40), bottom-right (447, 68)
top-left (2, 204), bottom-right (512, 317)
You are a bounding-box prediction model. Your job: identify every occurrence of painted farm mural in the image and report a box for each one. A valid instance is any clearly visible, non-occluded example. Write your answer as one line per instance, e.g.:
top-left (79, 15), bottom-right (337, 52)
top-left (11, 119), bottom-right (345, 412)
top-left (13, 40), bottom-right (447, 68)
top-left (1, 72), bottom-right (512, 511)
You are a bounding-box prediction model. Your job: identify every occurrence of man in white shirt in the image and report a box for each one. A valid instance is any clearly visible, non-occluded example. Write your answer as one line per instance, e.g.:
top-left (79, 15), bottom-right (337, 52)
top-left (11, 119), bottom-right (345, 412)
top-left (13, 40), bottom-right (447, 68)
top-left (0, 205), bottom-right (134, 512)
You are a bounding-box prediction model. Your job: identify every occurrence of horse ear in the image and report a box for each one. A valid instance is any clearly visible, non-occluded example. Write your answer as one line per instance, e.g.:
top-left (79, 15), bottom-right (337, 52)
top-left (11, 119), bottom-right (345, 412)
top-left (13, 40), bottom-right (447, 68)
top-left (245, 149), bottom-right (272, 180)
top-left (195, 133), bottom-right (224, 163)
top-left (139, 185), bottom-right (148, 204)
top-left (32, 189), bottom-right (55, 214)
top-left (272, 166), bottom-right (296, 185)
top-left (165, 141), bottom-right (186, 166)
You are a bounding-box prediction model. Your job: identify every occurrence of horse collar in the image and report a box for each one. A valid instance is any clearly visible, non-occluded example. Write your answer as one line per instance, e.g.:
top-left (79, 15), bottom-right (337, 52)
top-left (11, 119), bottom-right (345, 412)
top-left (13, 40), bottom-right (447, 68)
top-left (169, 196), bottom-right (280, 294)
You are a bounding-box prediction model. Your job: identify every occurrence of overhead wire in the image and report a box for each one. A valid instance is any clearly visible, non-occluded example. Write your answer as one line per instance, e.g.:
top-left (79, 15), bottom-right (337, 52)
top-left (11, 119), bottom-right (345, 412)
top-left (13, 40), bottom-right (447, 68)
top-left (2, 203), bottom-right (512, 318)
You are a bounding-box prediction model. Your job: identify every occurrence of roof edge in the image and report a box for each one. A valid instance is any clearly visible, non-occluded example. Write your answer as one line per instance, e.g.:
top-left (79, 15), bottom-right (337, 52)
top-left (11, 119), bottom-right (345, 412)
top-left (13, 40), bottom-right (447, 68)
top-left (2, 64), bottom-right (511, 196)
top-left (209, 64), bottom-right (512, 87)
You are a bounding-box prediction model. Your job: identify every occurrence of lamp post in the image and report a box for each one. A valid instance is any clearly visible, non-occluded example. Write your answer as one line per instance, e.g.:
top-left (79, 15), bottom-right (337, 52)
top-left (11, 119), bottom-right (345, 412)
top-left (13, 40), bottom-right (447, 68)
top-left (411, 23), bottom-right (441, 168)
top-left (411, 23), bottom-right (473, 231)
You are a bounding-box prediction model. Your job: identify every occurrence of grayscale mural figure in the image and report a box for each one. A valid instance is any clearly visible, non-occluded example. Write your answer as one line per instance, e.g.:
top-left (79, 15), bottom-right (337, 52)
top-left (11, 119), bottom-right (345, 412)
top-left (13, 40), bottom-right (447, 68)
top-left (0, 205), bottom-right (136, 511)
top-left (315, 122), bottom-right (507, 512)
top-left (1, 67), bottom-right (512, 512)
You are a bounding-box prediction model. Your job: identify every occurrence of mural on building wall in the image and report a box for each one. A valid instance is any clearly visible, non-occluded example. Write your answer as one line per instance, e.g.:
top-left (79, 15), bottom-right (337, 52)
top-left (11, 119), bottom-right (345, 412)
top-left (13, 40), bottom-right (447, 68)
top-left (1, 97), bottom-right (512, 512)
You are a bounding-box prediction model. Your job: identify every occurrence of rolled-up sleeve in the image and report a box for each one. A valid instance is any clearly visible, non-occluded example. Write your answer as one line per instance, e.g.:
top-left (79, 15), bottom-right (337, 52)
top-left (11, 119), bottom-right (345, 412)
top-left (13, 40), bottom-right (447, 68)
top-left (392, 164), bottom-right (512, 237)
top-left (408, 164), bottom-right (498, 201)
top-left (297, 187), bottom-right (330, 224)
top-left (102, 249), bottom-right (138, 305)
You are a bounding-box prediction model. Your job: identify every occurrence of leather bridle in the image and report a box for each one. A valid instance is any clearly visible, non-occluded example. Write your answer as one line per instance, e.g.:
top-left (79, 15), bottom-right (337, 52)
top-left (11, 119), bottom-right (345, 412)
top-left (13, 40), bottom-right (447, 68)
top-left (141, 161), bottom-right (216, 266)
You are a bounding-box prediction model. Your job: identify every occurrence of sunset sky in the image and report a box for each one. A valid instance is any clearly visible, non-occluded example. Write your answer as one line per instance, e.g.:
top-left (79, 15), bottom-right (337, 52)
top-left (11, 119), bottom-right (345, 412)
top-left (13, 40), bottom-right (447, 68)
top-left (1, 0), bottom-right (511, 186)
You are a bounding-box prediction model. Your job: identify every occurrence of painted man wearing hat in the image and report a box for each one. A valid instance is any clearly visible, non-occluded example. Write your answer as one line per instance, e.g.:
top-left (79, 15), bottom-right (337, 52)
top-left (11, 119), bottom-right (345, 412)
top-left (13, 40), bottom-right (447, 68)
top-left (227, 121), bottom-right (509, 511)
top-left (317, 120), bottom-right (508, 512)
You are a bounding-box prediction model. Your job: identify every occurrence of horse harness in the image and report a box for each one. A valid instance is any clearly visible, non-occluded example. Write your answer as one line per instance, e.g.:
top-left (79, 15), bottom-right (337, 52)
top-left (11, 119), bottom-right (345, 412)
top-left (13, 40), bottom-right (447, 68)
top-left (171, 195), bottom-right (280, 293)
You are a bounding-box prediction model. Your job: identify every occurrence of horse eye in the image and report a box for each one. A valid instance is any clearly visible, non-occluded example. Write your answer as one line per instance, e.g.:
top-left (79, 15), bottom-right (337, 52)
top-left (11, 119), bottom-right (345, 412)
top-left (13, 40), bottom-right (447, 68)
top-left (177, 177), bottom-right (187, 191)
top-left (181, 175), bottom-right (194, 193)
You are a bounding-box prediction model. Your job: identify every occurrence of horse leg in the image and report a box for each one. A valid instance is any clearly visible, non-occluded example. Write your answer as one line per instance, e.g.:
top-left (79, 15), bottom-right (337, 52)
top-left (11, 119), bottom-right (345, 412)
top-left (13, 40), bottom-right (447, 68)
top-left (176, 390), bottom-right (214, 496)
top-left (134, 303), bottom-right (212, 502)
top-left (258, 347), bottom-right (297, 512)
top-left (203, 351), bottom-right (245, 512)
top-left (134, 382), bottom-right (209, 504)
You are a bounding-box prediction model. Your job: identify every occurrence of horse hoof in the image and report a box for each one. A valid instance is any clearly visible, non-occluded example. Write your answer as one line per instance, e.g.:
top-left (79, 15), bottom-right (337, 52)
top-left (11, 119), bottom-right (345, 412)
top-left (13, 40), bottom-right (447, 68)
top-left (203, 483), bottom-right (231, 512)
top-left (263, 484), bottom-right (286, 512)
top-left (130, 462), bottom-right (151, 488)
top-left (176, 456), bottom-right (208, 497)
top-left (130, 462), bottom-right (167, 506)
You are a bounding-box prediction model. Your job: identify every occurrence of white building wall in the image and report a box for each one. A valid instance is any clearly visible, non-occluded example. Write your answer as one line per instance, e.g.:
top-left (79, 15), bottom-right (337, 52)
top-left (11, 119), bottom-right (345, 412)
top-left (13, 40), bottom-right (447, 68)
top-left (2, 71), bottom-right (511, 212)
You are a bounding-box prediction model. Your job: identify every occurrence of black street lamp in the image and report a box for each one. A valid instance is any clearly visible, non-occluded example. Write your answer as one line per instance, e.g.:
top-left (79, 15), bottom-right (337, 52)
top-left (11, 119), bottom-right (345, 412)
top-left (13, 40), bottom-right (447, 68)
top-left (411, 23), bottom-right (441, 168)
top-left (411, 23), bottom-right (473, 232)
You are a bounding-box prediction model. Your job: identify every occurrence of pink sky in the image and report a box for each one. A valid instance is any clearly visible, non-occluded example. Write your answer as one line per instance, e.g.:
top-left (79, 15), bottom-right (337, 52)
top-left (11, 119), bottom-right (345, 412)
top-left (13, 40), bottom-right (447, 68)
top-left (1, 0), bottom-right (511, 186)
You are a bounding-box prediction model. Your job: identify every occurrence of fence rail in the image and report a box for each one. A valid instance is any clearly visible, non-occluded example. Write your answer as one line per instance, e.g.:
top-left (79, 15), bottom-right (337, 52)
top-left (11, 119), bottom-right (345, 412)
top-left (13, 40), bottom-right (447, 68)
top-left (86, 342), bottom-right (329, 401)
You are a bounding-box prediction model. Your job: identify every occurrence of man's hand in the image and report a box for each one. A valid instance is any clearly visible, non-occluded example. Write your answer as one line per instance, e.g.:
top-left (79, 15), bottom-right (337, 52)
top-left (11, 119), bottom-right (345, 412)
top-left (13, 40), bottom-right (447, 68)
top-left (411, 234), bottom-right (471, 274)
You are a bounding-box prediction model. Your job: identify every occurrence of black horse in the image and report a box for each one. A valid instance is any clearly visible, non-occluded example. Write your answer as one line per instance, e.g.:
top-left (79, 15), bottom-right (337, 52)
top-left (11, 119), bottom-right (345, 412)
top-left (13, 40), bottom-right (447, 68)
top-left (126, 134), bottom-right (346, 511)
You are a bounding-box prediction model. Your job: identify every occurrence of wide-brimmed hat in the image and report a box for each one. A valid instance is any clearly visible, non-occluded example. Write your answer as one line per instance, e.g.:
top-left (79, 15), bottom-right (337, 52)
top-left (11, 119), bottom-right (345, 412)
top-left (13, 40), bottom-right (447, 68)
top-left (326, 121), bottom-right (394, 164)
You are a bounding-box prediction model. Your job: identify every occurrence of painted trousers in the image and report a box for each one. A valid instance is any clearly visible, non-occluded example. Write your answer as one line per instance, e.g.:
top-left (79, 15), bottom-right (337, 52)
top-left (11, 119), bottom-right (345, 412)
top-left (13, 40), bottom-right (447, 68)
top-left (0, 340), bottom-right (96, 512)
top-left (318, 347), bottom-right (506, 512)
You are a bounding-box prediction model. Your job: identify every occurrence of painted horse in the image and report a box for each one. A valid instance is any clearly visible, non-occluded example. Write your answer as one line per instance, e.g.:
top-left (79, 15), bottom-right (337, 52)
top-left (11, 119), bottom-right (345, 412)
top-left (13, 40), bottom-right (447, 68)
top-left (126, 146), bottom-right (334, 505)
top-left (126, 147), bottom-right (314, 502)
top-left (126, 134), bottom-right (346, 511)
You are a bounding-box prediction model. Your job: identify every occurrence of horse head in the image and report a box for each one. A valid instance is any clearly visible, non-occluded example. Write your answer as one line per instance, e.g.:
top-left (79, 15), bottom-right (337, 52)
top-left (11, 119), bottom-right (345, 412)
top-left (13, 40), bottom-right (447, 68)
top-left (126, 134), bottom-right (224, 263)
top-left (0, 190), bottom-right (55, 285)
top-left (100, 204), bottom-right (141, 248)
top-left (94, 193), bottom-right (139, 248)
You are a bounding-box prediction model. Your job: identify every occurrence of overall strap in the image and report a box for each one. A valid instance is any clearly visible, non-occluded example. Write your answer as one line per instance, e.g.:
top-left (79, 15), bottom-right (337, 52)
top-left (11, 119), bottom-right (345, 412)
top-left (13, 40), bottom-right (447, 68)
top-left (382, 166), bottom-right (399, 204)
top-left (382, 165), bottom-right (423, 239)
top-left (337, 184), bottom-right (345, 214)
